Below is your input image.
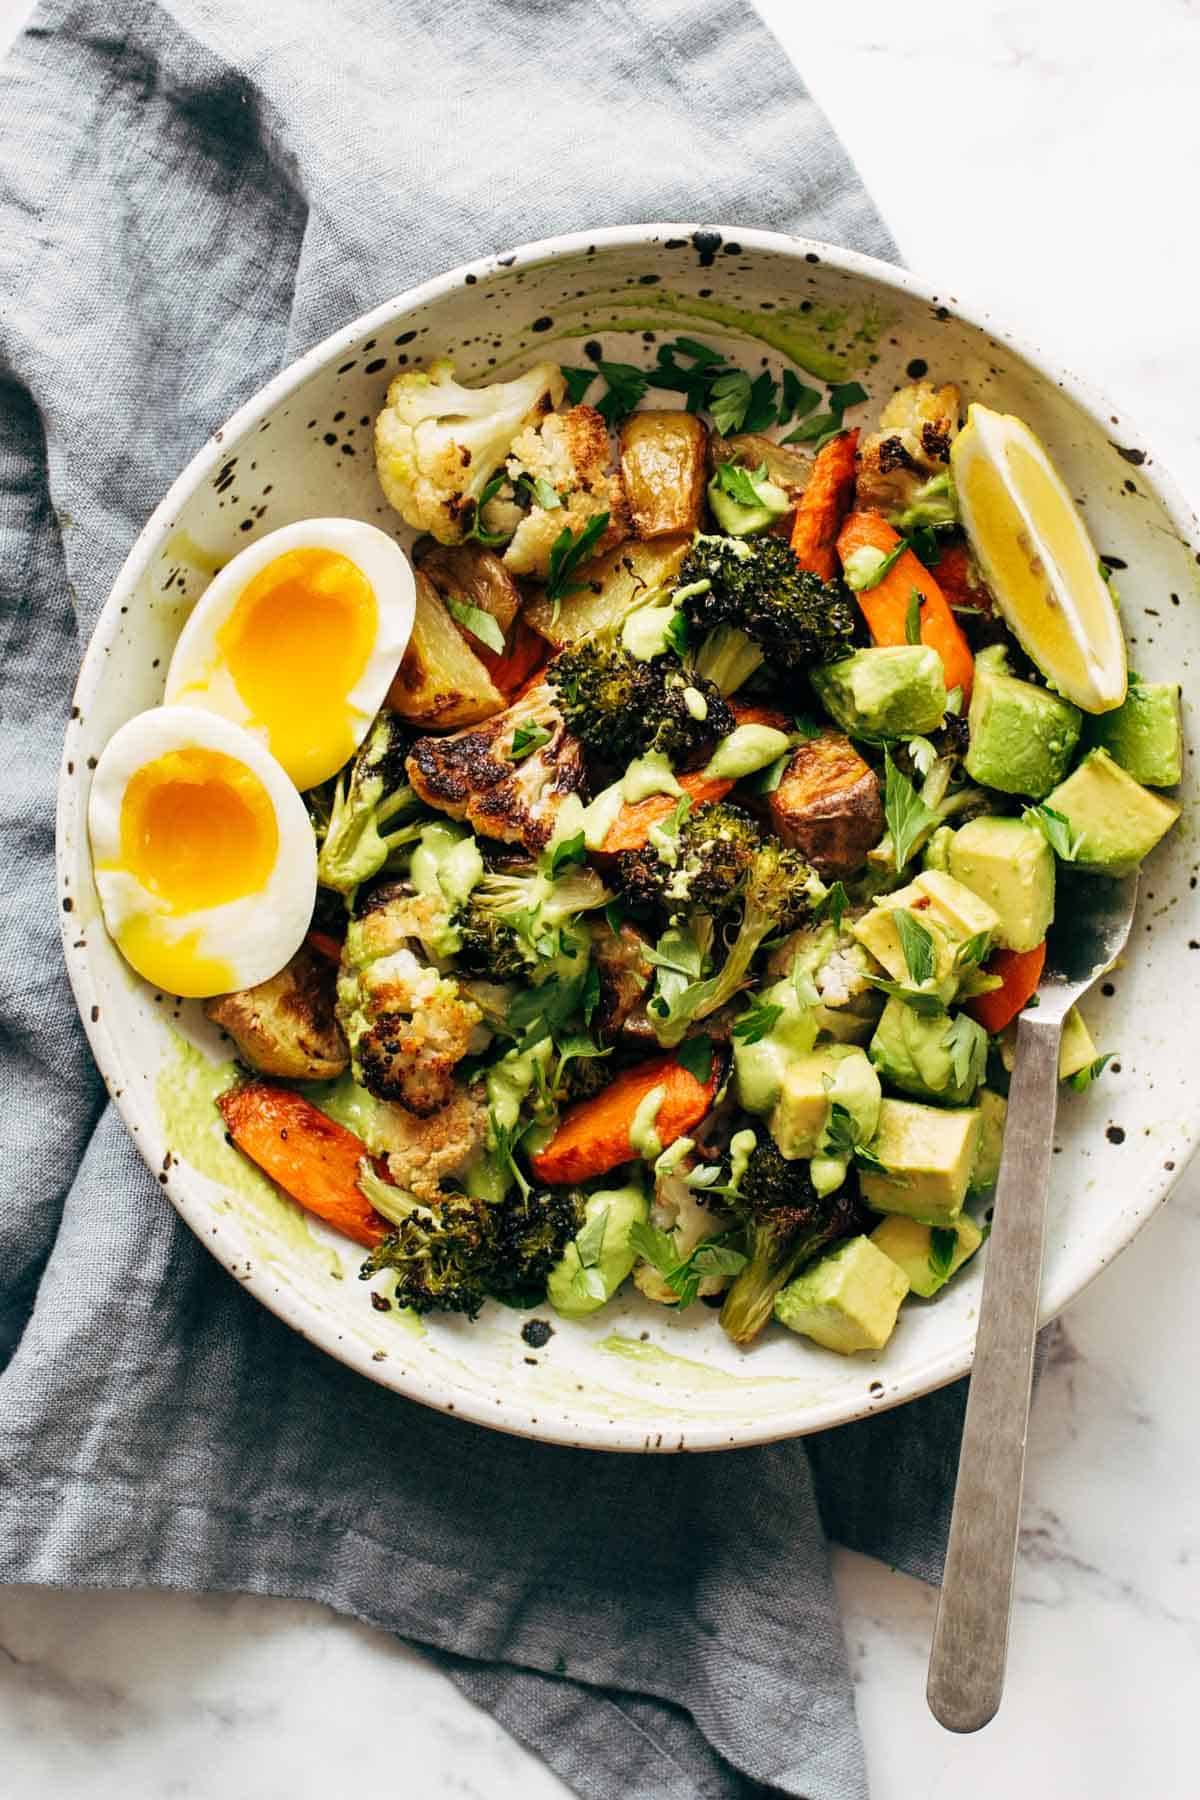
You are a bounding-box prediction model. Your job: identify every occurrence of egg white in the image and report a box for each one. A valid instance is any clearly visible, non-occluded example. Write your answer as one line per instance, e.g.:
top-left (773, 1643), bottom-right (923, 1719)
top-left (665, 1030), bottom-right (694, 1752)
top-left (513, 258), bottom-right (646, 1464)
top-left (88, 705), bottom-right (317, 998)
top-left (162, 517), bottom-right (415, 789)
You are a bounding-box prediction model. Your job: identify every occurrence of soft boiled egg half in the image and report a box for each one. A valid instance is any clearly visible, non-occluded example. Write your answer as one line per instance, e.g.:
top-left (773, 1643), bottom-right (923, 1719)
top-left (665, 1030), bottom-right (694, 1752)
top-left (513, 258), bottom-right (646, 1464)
top-left (88, 706), bottom-right (316, 998)
top-left (164, 518), bottom-right (415, 791)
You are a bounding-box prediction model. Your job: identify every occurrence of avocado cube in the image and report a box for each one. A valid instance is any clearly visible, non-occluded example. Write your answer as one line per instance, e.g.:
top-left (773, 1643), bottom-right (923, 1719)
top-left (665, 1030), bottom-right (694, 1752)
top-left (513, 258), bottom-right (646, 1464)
top-left (1042, 748), bottom-right (1181, 877)
top-left (1085, 679), bottom-right (1182, 787)
top-left (965, 646), bottom-right (1082, 799)
top-left (812, 645), bottom-right (947, 742)
top-left (947, 816), bottom-right (1055, 952)
top-left (774, 1235), bottom-right (910, 1353)
top-left (968, 1087), bottom-right (1007, 1192)
top-left (869, 997), bottom-right (987, 1106)
top-left (771, 1045), bottom-right (881, 1162)
top-left (858, 1097), bottom-right (981, 1227)
top-left (871, 1212), bottom-right (985, 1298)
top-left (1058, 1006), bottom-right (1098, 1081)
top-left (852, 872), bottom-right (999, 999)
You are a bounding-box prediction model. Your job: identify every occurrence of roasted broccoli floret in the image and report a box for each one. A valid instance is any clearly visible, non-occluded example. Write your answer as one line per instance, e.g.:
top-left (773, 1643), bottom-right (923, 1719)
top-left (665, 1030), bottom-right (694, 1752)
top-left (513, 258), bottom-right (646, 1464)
top-left (374, 358), bottom-right (566, 544)
top-left (547, 639), bottom-right (733, 766)
top-left (719, 1140), bottom-right (863, 1345)
top-left (677, 534), bottom-right (857, 669)
top-left (337, 881), bottom-right (483, 1113)
top-left (616, 801), bottom-right (761, 913)
top-left (317, 713), bottom-right (426, 894)
top-left (456, 862), bottom-right (610, 974)
top-left (359, 1171), bottom-right (584, 1317)
top-left (690, 621), bottom-right (765, 697)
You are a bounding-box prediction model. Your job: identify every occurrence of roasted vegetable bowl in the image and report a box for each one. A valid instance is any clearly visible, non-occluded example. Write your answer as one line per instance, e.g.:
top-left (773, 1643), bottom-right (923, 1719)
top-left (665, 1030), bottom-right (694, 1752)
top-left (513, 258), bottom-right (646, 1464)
top-left (60, 226), bottom-right (1199, 1449)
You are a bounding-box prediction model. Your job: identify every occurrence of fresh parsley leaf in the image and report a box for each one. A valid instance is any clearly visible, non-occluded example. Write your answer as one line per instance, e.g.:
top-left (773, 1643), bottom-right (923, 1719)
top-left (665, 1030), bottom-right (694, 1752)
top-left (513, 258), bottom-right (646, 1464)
top-left (944, 1013), bottom-right (987, 1091)
top-left (628, 1221), bottom-right (747, 1310)
top-left (906, 734), bottom-right (938, 778)
top-left (569, 1203), bottom-right (611, 1302)
top-left (595, 360), bottom-right (650, 426)
top-left (828, 380), bottom-right (869, 413)
top-left (669, 335), bottom-right (727, 364)
top-left (676, 1034), bottom-right (714, 1084)
top-left (742, 369), bottom-right (779, 433)
top-left (928, 1226), bottom-right (958, 1281)
top-left (514, 470), bottom-right (563, 511)
top-left (732, 999), bottom-right (784, 1045)
top-left (1067, 1052), bottom-right (1115, 1093)
top-left (748, 751), bottom-right (791, 796)
top-left (544, 830), bottom-right (586, 875)
top-left (444, 594), bottom-right (506, 655)
top-left (824, 1100), bottom-right (891, 1172)
top-left (465, 471), bottom-right (511, 547)
top-left (884, 750), bottom-right (941, 870)
top-left (854, 1141), bottom-right (891, 1175)
top-left (792, 712), bottom-right (822, 742)
top-left (864, 975), bottom-right (948, 1016)
top-left (603, 899), bottom-right (628, 937)
top-left (816, 880), bottom-right (849, 931)
top-left (778, 369), bottom-right (821, 426)
top-left (908, 524), bottom-right (942, 566)
top-left (713, 459), bottom-right (772, 507)
top-left (780, 410), bottom-right (841, 445)
top-left (628, 1219), bottom-right (677, 1278)
top-left (545, 511), bottom-right (610, 601)
top-left (894, 909), bottom-right (936, 986)
top-left (848, 538), bottom-right (908, 592)
top-left (707, 369), bottom-right (753, 435)
top-left (1022, 802), bottom-right (1082, 862)
top-left (664, 608), bottom-right (690, 658)
top-left (509, 722), bottom-right (553, 762)
top-left (954, 930), bottom-right (993, 971)
top-left (561, 365), bottom-right (597, 405)
top-left (489, 1112), bottom-right (532, 1202)
top-left (905, 588), bottom-right (925, 644)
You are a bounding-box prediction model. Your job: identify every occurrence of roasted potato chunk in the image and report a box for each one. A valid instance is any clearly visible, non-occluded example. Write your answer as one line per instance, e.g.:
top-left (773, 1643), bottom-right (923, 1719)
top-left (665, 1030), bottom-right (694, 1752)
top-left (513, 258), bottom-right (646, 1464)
top-left (386, 569), bottom-right (505, 729)
top-left (710, 432), bottom-right (812, 499)
top-left (414, 540), bottom-right (523, 640)
top-left (619, 410), bottom-right (708, 539)
top-left (768, 730), bottom-right (883, 877)
top-left (206, 943), bottom-right (347, 1081)
top-left (590, 918), bottom-right (653, 1042)
top-left (523, 535), bottom-right (690, 647)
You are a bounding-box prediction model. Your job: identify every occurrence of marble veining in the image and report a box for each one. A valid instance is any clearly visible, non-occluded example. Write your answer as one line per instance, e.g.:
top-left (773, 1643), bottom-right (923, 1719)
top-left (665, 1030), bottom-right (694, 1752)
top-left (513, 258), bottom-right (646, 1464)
top-left (4, 0), bottom-right (1200, 1793)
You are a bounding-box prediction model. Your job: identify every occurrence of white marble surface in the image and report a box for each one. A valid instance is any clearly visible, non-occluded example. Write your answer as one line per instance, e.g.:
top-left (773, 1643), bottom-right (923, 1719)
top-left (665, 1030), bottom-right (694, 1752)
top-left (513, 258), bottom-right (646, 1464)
top-left (4, 1), bottom-right (1200, 1795)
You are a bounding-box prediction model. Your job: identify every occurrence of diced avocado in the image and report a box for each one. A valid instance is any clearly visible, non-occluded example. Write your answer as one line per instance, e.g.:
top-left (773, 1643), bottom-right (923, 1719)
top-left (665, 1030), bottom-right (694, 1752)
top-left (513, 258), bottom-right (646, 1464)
top-left (707, 468), bottom-right (790, 538)
top-left (852, 871), bottom-right (999, 1000)
top-left (947, 816), bottom-right (1055, 952)
top-left (964, 644), bottom-right (1082, 799)
top-left (968, 1087), bottom-right (1007, 1192)
top-left (734, 974), bottom-right (819, 1115)
top-left (858, 1097), bottom-right (981, 1227)
top-left (1084, 678), bottom-right (1182, 787)
top-left (1042, 747), bottom-right (1181, 876)
top-left (871, 1212), bottom-right (985, 1299)
top-left (812, 645), bottom-right (947, 742)
top-left (1058, 1006), bottom-right (1098, 1081)
top-left (771, 1045), bottom-right (881, 1196)
top-left (922, 824), bottom-right (955, 874)
top-left (547, 1181), bottom-right (648, 1319)
top-left (869, 997), bottom-right (988, 1106)
top-left (774, 1235), bottom-right (910, 1353)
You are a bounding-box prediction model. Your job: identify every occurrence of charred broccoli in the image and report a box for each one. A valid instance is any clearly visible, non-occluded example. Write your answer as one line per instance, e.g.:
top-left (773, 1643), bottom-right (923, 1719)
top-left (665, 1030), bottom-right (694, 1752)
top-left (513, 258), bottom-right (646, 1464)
top-left (547, 639), bottom-right (734, 767)
top-left (317, 713), bottom-right (426, 894)
top-left (456, 862), bottom-right (610, 977)
top-left (616, 801), bottom-right (761, 913)
top-left (359, 1169), bottom-right (584, 1317)
top-left (719, 1140), bottom-right (863, 1345)
top-left (677, 534), bottom-right (858, 670)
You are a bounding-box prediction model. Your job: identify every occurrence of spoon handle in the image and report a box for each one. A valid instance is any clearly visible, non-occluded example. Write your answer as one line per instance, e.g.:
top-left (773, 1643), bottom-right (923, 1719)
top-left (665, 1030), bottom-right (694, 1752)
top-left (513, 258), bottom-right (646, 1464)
top-left (926, 1013), bottom-right (1062, 1732)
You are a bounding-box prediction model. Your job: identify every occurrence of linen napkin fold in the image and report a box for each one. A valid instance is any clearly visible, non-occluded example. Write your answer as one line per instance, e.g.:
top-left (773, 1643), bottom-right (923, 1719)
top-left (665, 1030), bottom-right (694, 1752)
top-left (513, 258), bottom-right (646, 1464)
top-left (0, 4), bottom-right (969, 1795)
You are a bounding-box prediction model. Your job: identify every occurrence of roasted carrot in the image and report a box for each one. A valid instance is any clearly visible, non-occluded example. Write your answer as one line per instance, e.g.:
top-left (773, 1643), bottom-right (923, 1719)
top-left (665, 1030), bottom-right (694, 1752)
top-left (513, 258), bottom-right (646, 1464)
top-left (836, 511), bottom-right (975, 701)
top-left (217, 1083), bottom-right (392, 1248)
top-left (790, 429), bottom-right (859, 582)
top-left (529, 1050), bottom-right (720, 1186)
top-left (599, 770), bottom-right (734, 856)
top-left (933, 540), bottom-right (992, 613)
top-left (728, 698), bottom-right (792, 734)
top-left (967, 943), bottom-right (1047, 1035)
top-left (475, 616), bottom-right (548, 699)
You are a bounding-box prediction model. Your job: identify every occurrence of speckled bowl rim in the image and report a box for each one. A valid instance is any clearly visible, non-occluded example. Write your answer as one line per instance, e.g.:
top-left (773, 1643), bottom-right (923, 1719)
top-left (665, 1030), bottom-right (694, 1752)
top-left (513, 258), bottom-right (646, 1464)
top-left (58, 222), bottom-right (1200, 1451)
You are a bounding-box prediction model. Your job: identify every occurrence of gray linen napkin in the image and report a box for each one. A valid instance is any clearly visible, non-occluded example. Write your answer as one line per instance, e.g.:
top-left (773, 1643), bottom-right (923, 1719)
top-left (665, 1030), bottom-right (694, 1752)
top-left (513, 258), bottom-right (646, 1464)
top-left (0, 4), bottom-right (970, 1795)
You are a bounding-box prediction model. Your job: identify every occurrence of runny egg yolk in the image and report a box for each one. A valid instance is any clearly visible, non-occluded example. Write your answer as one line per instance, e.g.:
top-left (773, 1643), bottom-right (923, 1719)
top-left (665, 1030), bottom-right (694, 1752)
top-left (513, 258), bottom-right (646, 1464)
top-left (119, 746), bottom-right (278, 911)
top-left (216, 547), bottom-right (378, 790)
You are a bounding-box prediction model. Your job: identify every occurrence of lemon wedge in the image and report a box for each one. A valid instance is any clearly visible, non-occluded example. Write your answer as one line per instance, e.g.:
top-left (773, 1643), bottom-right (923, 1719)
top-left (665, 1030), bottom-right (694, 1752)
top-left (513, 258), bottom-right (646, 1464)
top-left (951, 404), bottom-right (1127, 713)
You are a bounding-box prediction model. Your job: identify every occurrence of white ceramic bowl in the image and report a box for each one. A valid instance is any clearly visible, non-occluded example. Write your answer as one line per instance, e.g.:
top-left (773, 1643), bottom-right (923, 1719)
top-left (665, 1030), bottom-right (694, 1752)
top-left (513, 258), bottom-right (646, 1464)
top-left (58, 225), bottom-right (1199, 1451)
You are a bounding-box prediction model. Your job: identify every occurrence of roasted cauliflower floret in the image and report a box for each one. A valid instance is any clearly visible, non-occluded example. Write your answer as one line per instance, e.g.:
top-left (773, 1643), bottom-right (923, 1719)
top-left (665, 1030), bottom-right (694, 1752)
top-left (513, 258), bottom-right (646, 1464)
top-left (633, 1164), bottom-right (737, 1305)
top-left (856, 381), bottom-right (961, 516)
top-left (405, 680), bottom-right (585, 851)
top-left (500, 404), bottom-right (630, 578)
top-left (205, 942), bottom-right (347, 1081)
top-left (368, 1083), bottom-right (489, 1203)
top-left (337, 881), bottom-right (482, 1114)
top-left (374, 358), bottom-right (565, 544)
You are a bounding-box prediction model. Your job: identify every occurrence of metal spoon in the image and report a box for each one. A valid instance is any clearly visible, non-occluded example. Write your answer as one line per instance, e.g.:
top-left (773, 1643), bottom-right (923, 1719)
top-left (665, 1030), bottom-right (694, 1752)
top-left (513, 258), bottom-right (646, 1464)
top-left (927, 871), bottom-right (1138, 1732)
